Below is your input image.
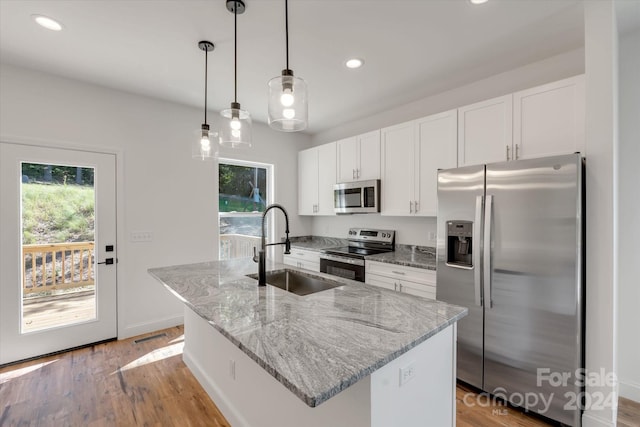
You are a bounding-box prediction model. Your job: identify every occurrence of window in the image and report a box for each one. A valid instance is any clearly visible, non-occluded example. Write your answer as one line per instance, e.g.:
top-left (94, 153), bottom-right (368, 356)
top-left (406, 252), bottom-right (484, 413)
top-left (218, 159), bottom-right (272, 260)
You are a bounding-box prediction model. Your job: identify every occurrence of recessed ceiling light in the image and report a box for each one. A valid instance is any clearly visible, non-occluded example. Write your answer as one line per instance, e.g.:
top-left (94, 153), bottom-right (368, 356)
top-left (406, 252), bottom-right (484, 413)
top-left (345, 58), bottom-right (364, 69)
top-left (32, 15), bottom-right (63, 31)
top-left (469, 0), bottom-right (489, 4)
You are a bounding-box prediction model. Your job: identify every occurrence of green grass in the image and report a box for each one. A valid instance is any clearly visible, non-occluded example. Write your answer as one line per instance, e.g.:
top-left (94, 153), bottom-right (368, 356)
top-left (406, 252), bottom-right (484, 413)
top-left (22, 183), bottom-right (95, 244)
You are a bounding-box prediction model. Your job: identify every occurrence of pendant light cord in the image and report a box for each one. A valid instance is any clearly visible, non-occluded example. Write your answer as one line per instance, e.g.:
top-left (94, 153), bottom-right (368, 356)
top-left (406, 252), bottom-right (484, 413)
top-left (285, 0), bottom-right (289, 70)
top-left (204, 48), bottom-right (208, 123)
top-left (234, 3), bottom-right (238, 103)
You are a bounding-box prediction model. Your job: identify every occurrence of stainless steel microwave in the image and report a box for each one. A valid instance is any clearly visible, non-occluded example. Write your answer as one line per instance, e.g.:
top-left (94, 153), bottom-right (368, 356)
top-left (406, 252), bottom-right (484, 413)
top-left (334, 180), bottom-right (380, 214)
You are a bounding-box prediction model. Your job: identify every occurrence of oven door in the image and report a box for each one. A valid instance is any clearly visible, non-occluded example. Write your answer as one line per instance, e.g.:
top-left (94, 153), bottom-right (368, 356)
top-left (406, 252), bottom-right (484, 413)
top-left (320, 254), bottom-right (365, 282)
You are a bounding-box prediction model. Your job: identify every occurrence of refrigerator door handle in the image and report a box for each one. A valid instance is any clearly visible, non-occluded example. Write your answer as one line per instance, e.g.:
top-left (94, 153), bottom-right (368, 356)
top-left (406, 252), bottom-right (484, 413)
top-left (474, 195), bottom-right (484, 306)
top-left (483, 195), bottom-right (493, 309)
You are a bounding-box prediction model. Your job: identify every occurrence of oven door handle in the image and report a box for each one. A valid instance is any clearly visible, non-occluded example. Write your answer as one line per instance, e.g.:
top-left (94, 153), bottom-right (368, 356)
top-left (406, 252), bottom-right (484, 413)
top-left (320, 253), bottom-right (365, 267)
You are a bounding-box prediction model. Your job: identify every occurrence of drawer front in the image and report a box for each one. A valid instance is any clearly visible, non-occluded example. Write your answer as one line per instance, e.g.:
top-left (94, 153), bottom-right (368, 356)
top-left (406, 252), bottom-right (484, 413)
top-left (366, 274), bottom-right (397, 291)
top-left (399, 280), bottom-right (436, 300)
top-left (283, 255), bottom-right (320, 272)
top-left (288, 249), bottom-right (321, 264)
top-left (366, 261), bottom-right (435, 286)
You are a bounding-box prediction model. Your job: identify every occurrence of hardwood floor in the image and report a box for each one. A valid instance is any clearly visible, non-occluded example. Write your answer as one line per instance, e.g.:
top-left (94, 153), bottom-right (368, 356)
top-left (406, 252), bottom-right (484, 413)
top-left (22, 290), bottom-right (95, 332)
top-left (1, 325), bottom-right (637, 426)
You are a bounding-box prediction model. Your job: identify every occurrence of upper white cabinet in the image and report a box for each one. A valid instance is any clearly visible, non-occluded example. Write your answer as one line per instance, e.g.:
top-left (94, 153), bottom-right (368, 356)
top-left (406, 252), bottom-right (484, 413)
top-left (336, 130), bottom-right (381, 182)
top-left (457, 94), bottom-right (513, 167)
top-left (298, 142), bottom-right (337, 216)
top-left (415, 110), bottom-right (458, 216)
top-left (458, 75), bottom-right (585, 166)
top-left (513, 75), bottom-right (585, 159)
top-left (381, 110), bottom-right (457, 216)
top-left (381, 121), bottom-right (415, 216)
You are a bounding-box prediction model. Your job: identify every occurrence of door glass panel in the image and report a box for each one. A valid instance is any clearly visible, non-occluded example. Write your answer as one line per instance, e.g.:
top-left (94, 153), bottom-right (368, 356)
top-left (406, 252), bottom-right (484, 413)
top-left (21, 163), bottom-right (96, 332)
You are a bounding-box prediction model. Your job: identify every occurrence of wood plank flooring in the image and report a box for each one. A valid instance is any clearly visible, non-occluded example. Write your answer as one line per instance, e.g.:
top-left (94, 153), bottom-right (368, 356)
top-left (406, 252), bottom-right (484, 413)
top-left (1, 325), bottom-right (637, 426)
top-left (22, 291), bottom-right (95, 332)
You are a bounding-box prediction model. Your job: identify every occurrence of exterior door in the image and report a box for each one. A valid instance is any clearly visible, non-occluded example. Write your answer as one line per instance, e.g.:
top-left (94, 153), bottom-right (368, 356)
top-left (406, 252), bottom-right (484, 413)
top-left (0, 142), bottom-right (117, 364)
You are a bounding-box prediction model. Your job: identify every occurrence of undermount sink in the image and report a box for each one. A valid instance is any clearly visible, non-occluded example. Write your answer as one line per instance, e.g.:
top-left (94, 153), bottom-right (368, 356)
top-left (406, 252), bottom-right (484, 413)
top-left (246, 269), bottom-right (343, 296)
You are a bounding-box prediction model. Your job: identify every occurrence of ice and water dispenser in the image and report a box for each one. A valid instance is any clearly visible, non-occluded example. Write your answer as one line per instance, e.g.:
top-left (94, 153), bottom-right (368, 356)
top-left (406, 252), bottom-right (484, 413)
top-left (446, 221), bottom-right (473, 268)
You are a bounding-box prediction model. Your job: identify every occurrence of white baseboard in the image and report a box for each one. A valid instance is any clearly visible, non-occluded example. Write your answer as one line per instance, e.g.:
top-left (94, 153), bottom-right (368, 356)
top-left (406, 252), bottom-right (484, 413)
top-left (118, 315), bottom-right (183, 339)
top-left (619, 379), bottom-right (640, 403)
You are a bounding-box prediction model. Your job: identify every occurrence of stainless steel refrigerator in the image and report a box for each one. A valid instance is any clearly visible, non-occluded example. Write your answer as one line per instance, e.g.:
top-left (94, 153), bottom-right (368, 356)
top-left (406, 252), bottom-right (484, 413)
top-left (436, 153), bottom-right (584, 426)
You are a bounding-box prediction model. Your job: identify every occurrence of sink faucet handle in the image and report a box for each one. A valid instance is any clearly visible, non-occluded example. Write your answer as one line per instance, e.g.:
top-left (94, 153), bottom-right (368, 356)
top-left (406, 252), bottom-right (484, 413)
top-left (284, 237), bottom-right (291, 255)
top-left (252, 246), bottom-right (259, 263)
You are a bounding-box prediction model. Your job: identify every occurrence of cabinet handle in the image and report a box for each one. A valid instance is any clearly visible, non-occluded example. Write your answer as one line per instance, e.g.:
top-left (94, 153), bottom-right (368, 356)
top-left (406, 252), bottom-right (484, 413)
top-left (352, 169), bottom-right (355, 179)
top-left (515, 144), bottom-right (520, 160)
top-left (392, 270), bottom-right (406, 275)
top-left (394, 283), bottom-right (398, 291)
top-left (356, 168), bottom-right (360, 179)
top-left (506, 145), bottom-right (511, 161)
top-left (398, 283), bottom-right (403, 292)
top-left (414, 200), bottom-right (419, 213)
top-left (409, 201), bottom-right (413, 214)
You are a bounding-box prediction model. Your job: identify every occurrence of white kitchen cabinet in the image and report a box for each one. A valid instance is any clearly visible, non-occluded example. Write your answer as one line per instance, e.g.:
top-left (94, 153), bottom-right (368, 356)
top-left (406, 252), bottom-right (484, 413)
top-left (336, 130), bottom-right (381, 182)
top-left (458, 94), bottom-right (513, 167)
top-left (381, 121), bottom-right (415, 216)
top-left (415, 110), bottom-right (458, 216)
top-left (513, 75), bottom-right (585, 159)
top-left (283, 248), bottom-right (320, 272)
top-left (365, 261), bottom-right (436, 300)
top-left (381, 110), bottom-right (457, 216)
top-left (298, 142), bottom-right (336, 216)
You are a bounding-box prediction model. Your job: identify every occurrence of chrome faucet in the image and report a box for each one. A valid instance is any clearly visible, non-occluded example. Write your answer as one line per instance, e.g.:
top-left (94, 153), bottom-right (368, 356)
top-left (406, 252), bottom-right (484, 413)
top-left (252, 204), bottom-right (291, 286)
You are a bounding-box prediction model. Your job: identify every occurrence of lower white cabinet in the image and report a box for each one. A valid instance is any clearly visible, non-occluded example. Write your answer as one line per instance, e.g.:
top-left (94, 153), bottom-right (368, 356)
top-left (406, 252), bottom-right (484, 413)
top-left (283, 248), bottom-right (320, 272)
top-left (365, 261), bottom-right (436, 300)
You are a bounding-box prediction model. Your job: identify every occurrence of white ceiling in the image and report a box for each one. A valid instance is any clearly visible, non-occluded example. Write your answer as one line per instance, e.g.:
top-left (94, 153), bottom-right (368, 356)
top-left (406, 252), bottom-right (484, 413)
top-left (0, 0), bottom-right (635, 134)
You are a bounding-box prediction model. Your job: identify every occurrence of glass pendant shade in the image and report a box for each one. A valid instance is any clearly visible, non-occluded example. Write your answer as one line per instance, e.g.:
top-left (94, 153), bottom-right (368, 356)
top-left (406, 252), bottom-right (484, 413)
top-left (220, 102), bottom-right (252, 148)
top-left (268, 69), bottom-right (308, 132)
top-left (192, 123), bottom-right (218, 160)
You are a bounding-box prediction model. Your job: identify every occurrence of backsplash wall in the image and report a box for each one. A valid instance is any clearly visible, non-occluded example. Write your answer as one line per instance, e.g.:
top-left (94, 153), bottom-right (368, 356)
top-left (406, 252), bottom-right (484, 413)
top-left (311, 215), bottom-right (437, 248)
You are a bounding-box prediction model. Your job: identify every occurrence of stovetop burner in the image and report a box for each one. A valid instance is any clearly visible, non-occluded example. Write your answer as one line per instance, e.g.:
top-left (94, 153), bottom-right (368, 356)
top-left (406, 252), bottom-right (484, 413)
top-left (321, 228), bottom-right (395, 259)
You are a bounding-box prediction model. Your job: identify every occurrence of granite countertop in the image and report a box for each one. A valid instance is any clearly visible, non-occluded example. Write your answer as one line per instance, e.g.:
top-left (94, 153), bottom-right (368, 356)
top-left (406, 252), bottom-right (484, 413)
top-left (149, 259), bottom-right (466, 408)
top-left (366, 244), bottom-right (437, 270)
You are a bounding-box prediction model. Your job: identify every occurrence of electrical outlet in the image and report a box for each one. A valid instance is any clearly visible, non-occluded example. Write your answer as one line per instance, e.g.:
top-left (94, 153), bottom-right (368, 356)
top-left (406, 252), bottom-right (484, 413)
top-left (399, 362), bottom-right (416, 386)
top-left (229, 359), bottom-right (236, 380)
top-left (130, 231), bottom-right (153, 242)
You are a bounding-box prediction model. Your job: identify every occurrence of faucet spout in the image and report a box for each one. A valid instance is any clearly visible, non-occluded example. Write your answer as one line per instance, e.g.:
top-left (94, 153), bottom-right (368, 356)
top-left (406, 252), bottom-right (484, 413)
top-left (255, 204), bottom-right (291, 286)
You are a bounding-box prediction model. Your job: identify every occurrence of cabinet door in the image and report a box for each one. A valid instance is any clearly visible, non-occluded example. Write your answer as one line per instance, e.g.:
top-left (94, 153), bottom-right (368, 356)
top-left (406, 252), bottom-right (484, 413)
top-left (298, 147), bottom-right (318, 215)
top-left (357, 129), bottom-right (381, 181)
top-left (399, 280), bottom-right (436, 300)
top-left (336, 136), bottom-right (358, 182)
top-left (381, 121), bottom-right (415, 216)
top-left (514, 75), bottom-right (585, 160)
top-left (415, 110), bottom-right (458, 216)
top-left (458, 94), bottom-right (513, 167)
top-left (366, 274), bottom-right (398, 291)
top-left (316, 142), bottom-right (337, 215)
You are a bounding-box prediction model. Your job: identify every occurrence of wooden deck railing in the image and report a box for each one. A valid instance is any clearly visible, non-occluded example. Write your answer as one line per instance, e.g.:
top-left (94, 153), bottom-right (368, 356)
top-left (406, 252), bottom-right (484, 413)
top-left (22, 242), bottom-right (95, 295)
top-left (220, 234), bottom-right (260, 260)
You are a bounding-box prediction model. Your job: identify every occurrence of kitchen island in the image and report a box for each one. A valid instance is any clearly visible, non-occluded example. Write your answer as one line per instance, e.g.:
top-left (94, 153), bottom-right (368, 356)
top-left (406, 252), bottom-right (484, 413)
top-left (149, 258), bottom-right (467, 427)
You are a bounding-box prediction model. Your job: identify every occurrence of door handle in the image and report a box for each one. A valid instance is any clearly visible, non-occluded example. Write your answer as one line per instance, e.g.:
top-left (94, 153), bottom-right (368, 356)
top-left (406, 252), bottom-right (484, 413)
top-left (98, 258), bottom-right (116, 265)
top-left (474, 195), bottom-right (483, 307)
top-left (483, 195), bottom-right (493, 308)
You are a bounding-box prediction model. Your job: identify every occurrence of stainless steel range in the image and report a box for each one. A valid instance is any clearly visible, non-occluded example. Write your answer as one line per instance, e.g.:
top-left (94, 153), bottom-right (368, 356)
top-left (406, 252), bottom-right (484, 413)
top-left (320, 228), bottom-right (395, 282)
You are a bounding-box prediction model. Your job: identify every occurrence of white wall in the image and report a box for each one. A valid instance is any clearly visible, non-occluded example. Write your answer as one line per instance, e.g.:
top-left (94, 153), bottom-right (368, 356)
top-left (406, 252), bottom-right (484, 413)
top-left (0, 63), bottom-right (312, 339)
top-left (308, 48), bottom-right (585, 247)
top-left (617, 28), bottom-right (640, 403)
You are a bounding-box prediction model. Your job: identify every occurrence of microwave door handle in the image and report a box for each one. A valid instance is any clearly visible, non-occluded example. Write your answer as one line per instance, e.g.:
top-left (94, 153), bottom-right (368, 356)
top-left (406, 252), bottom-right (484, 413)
top-left (474, 196), bottom-right (483, 307)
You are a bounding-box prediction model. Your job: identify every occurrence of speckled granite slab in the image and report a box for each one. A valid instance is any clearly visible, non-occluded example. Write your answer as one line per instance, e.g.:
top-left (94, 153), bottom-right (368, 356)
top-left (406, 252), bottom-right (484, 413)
top-left (366, 244), bottom-right (437, 270)
top-left (149, 259), bottom-right (466, 407)
top-left (288, 235), bottom-right (347, 252)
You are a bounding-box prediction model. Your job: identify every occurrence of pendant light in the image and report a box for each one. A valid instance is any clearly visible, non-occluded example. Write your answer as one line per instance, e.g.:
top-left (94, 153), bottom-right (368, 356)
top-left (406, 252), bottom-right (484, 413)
top-left (220, 0), bottom-right (252, 148)
top-left (193, 40), bottom-right (218, 160)
top-left (268, 0), bottom-right (308, 132)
